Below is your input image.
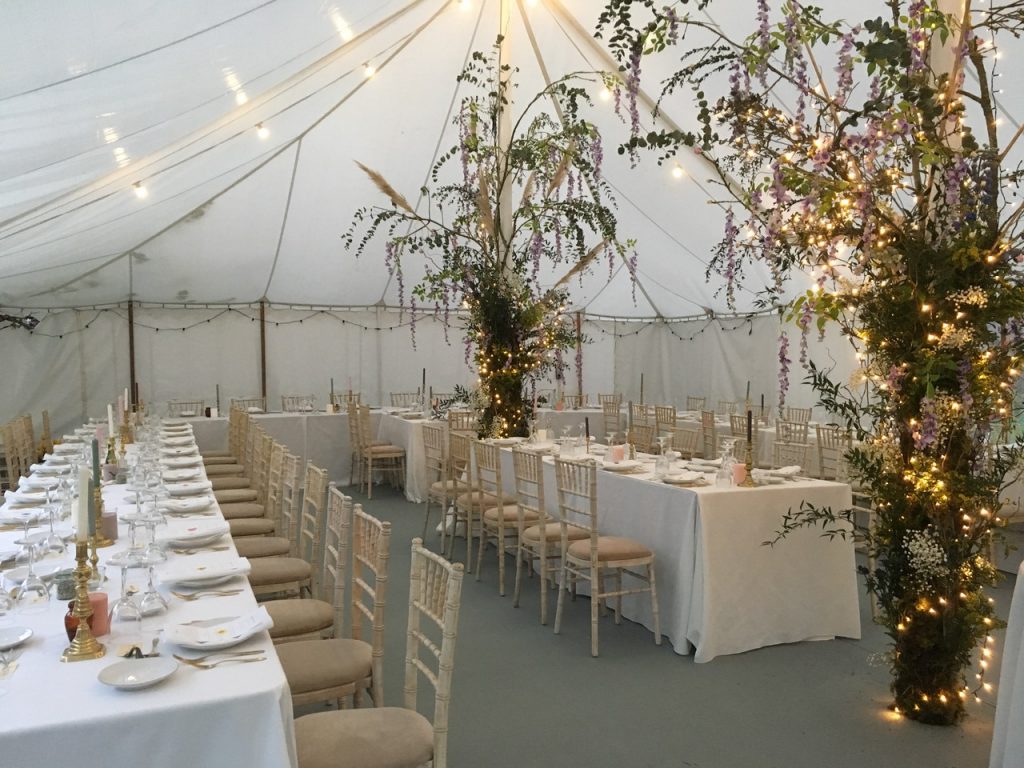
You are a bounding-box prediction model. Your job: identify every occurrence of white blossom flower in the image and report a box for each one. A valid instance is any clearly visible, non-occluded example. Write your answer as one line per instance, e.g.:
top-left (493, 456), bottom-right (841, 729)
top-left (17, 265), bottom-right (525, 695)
top-left (904, 528), bottom-right (948, 588)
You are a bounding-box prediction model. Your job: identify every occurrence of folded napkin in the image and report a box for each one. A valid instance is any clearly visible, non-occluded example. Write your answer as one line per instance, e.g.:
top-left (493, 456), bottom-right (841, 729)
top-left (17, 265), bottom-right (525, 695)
top-left (246, 407), bottom-right (263, 414)
top-left (0, 506), bottom-right (47, 525)
top-left (762, 465), bottom-right (802, 478)
top-left (160, 436), bottom-right (194, 447)
top-left (42, 454), bottom-right (71, 465)
top-left (31, 463), bottom-right (71, 475)
top-left (689, 457), bottom-right (723, 467)
top-left (163, 607), bottom-right (273, 648)
top-left (157, 552), bottom-right (250, 584)
top-left (5, 488), bottom-right (50, 505)
top-left (158, 496), bottom-right (216, 515)
top-left (751, 470), bottom-right (788, 485)
top-left (60, 435), bottom-right (84, 444)
top-left (156, 518), bottom-right (230, 543)
top-left (165, 480), bottom-right (214, 497)
top-left (19, 475), bottom-right (62, 490)
top-left (162, 468), bottom-right (203, 482)
top-left (662, 470), bottom-right (705, 485)
top-left (160, 446), bottom-right (200, 457)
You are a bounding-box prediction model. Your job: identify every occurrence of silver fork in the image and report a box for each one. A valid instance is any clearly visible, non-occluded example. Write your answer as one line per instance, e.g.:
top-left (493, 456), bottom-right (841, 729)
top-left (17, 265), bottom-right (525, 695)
top-left (175, 546), bottom-right (230, 556)
top-left (173, 653), bottom-right (266, 669)
top-left (171, 589), bottom-right (243, 601)
top-left (172, 649), bottom-right (265, 664)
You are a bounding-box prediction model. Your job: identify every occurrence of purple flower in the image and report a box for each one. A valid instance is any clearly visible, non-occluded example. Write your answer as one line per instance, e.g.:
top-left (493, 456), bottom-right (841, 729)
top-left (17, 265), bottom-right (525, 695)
top-left (835, 30), bottom-right (857, 106)
top-left (798, 299), bottom-right (812, 365)
top-left (590, 135), bottom-right (604, 181)
top-left (778, 331), bottom-right (791, 408)
top-left (410, 297), bottom-right (418, 350)
top-left (722, 209), bottom-right (739, 309)
top-left (915, 397), bottom-right (938, 450)
top-left (755, 0), bottom-right (771, 86)
top-left (885, 365), bottom-right (907, 393)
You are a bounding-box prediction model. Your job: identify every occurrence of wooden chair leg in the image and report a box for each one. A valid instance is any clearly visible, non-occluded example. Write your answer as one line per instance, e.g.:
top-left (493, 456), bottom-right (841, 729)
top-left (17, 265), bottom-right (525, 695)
top-left (649, 562), bottom-right (662, 646)
top-left (538, 550), bottom-right (548, 626)
top-left (497, 526), bottom-right (507, 596)
top-left (476, 522), bottom-right (487, 583)
top-left (614, 570), bottom-right (623, 625)
top-left (554, 560), bottom-right (568, 635)
top-left (513, 544), bottom-right (525, 609)
top-left (366, 454), bottom-right (373, 499)
top-left (590, 565), bottom-right (600, 657)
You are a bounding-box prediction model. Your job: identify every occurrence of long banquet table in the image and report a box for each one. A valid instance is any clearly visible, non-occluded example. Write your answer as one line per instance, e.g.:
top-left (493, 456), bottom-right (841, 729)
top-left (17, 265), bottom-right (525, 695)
top-left (490, 443), bottom-right (860, 662)
top-left (0, 443), bottom-right (296, 768)
top-left (991, 559), bottom-right (1024, 768)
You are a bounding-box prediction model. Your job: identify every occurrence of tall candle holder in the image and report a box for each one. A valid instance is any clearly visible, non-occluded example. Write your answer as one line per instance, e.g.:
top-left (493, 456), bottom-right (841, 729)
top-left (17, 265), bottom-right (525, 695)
top-left (740, 440), bottom-right (756, 487)
top-left (92, 485), bottom-right (113, 548)
top-left (119, 422), bottom-right (133, 447)
top-left (61, 542), bottom-right (106, 662)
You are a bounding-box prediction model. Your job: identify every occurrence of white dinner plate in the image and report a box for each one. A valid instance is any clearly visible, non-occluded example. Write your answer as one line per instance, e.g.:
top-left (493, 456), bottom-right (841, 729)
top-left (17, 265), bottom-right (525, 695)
top-left (166, 532), bottom-right (227, 549)
top-left (159, 497), bottom-right (214, 514)
top-left (161, 456), bottom-right (202, 469)
top-left (163, 608), bottom-right (271, 650)
top-left (0, 626), bottom-right (33, 651)
top-left (98, 657), bottom-right (178, 691)
top-left (0, 547), bottom-right (18, 563)
top-left (161, 468), bottom-right (202, 482)
top-left (165, 481), bottom-right (213, 497)
top-left (0, 508), bottom-right (47, 526)
top-left (601, 459), bottom-right (642, 472)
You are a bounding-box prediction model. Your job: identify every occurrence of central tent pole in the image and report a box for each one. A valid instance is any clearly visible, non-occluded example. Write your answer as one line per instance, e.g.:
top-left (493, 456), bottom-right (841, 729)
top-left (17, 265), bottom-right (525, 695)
top-left (259, 300), bottom-right (268, 402)
top-left (127, 300), bottom-right (137, 408)
top-left (575, 311), bottom-right (583, 400)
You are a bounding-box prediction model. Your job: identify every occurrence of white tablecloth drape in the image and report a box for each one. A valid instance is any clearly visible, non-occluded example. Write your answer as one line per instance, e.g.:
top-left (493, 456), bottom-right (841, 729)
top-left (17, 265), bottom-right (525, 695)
top-left (991, 561), bottom-right (1024, 768)
top-left (0, 483), bottom-right (296, 768)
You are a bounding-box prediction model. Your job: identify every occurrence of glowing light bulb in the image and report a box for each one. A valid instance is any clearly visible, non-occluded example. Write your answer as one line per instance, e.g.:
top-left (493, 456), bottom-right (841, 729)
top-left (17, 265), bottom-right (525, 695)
top-left (363, 63), bottom-right (376, 78)
top-left (672, 164), bottom-right (685, 179)
top-left (133, 182), bottom-right (148, 199)
top-left (256, 123), bottom-right (270, 140)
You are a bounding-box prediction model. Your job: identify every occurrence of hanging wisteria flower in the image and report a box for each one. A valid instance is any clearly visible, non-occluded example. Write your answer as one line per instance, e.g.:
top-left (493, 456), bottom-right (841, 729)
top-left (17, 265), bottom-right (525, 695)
top-left (778, 331), bottom-right (791, 408)
top-left (914, 397), bottom-right (938, 450)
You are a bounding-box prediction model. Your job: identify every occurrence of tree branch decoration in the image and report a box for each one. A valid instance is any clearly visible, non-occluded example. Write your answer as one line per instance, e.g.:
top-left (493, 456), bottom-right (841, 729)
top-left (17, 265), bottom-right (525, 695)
top-left (346, 42), bottom-right (634, 437)
top-left (598, 0), bottom-right (1024, 725)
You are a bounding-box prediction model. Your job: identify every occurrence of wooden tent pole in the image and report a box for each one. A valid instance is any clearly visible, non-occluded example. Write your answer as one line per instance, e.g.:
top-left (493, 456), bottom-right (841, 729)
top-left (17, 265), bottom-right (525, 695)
top-left (259, 300), bottom-right (268, 401)
top-left (575, 311), bottom-right (583, 399)
top-left (127, 300), bottom-right (137, 408)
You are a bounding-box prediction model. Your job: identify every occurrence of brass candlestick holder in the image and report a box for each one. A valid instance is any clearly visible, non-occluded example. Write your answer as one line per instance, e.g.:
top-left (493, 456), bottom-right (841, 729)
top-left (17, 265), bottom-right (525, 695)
top-left (119, 422), bottom-right (133, 446)
top-left (61, 541), bottom-right (106, 662)
top-left (740, 440), bottom-right (756, 487)
top-left (92, 485), bottom-right (113, 548)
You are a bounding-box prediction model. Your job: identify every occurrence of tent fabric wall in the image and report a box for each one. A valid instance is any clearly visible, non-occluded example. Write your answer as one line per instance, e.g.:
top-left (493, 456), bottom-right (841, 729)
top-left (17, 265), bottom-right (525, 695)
top-left (1, 304), bottom-right (857, 439)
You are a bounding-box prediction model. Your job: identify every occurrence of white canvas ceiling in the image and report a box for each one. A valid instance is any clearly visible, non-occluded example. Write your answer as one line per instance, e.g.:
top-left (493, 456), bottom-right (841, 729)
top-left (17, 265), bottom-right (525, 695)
top-left (1, 0), bottom-right (1021, 317)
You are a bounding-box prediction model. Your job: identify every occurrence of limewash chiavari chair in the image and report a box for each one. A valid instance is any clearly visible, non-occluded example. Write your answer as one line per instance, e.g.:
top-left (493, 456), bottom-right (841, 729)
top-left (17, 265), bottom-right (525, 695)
top-left (654, 405), bottom-right (677, 441)
top-left (224, 439), bottom-right (282, 539)
top-left (553, 458), bottom-right (661, 656)
top-left (356, 404), bottom-right (405, 499)
top-left (512, 448), bottom-right (587, 625)
top-left (474, 440), bottom-right (537, 594)
top-left (776, 419), bottom-right (810, 445)
top-left (630, 402), bottom-right (651, 426)
top-left (330, 391), bottom-right (361, 408)
top-left (247, 464), bottom-right (328, 599)
top-left (783, 405), bottom-right (812, 423)
top-left (17, 415), bottom-right (36, 475)
top-left (670, 427), bottom-right (700, 460)
top-left (390, 391), bottom-right (420, 407)
top-left (293, 539), bottom-right (465, 768)
top-left (564, 393), bottom-right (588, 409)
top-left (282, 394), bottom-right (316, 413)
top-left (729, 413), bottom-right (761, 461)
top-left (278, 503), bottom-right (392, 707)
top-left (237, 451), bottom-right (302, 545)
top-left (816, 424), bottom-right (852, 481)
top-left (204, 408), bottom-right (244, 464)
top-left (39, 410), bottom-right (53, 456)
top-left (450, 433), bottom-right (513, 572)
top-left (234, 442), bottom-right (292, 557)
top-left (211, 419), bottom-right (261, 497)
top-left (597, 393), bottom-right (622, 407)
top-left (716, 400), bottom-right (737, 416)
top-left (423, 423), bottom-right (468, 549)
top-left (167, 399), bottom-right (203, 417)
top-left (265, 486), bottom-right (353, 644)
top-left (601, 401), bottom-right (621, 437)
top-left (231, 396), bottom-right (266, 413)
top-left (447, 409), bottom-right (478, 435)
top-left (700, 410), bottom-right (717, 459)
top-left (772, 441), bottom-right (810, 470)
top-left (627, 423), bottom-right (655, 454)
top-left (851, 490), bottom-right (880, 619)
top-left (216, 431), bottom-right (270, 510)
top-left (685, 395), bottom-right (706, 412)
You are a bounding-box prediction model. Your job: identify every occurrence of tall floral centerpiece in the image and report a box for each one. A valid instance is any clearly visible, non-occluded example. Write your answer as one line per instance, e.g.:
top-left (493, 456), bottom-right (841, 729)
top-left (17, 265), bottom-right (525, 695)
top-left (598, 0), bottom-right (1024, 724)
top-left (347, 46), bottom-right (632, 437)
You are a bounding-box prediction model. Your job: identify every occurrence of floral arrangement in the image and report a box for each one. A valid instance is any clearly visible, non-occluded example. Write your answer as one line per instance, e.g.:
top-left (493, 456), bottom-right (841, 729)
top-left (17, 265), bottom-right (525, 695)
top-left (346, 42), bottom-right (633, 437)
top-left (598, 0), bottom-right (1024, 725)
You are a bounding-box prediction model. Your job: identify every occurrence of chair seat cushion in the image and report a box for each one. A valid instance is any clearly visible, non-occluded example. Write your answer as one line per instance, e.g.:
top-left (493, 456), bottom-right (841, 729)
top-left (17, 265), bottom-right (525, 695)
top-left (210, 476), bottom-right (251, 491)
top-left (204, 463), bottom-right (245, 477)
top-left (295, 708), bottom-right (433, 768)
top-left (429, 479), bottom-right (468, 495)
top-left (279, 638), bottom-right (371, 693)
top-left (265, 598), bottom-right (334, 639)
top-left (248, 556), bottom-right (311, 587)
top-left (364, 444), bottom-right (405, 456)
top-left (234, 536), bottom-right (290, 558)
top-left (228, 517), bottom-right (276, 537)
top-left (522, 522), bottom-right (589, 543)
top-left (567, 535), bottom-right (651, 562)
top-left (455, 490), bottom-right (514, 510)
top-left (215, 488), bottom-right (258, 504)
top-left (483, 504), bottom-right (538, 524)
top-left (220, 502), bottom-right (265, 519)
top-left (203, 454), bottom-right (236, 465)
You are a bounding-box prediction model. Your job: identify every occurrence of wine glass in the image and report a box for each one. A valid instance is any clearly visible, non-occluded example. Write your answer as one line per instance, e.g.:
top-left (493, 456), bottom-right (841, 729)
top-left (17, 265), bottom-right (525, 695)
top-left (138, 563), bottom-right (168, 617)
top-left (42, 499), bottom-right (66, 558)
top-left (109, 565), bottom-right (143, 649)
top-left (0, 574), bottom-right (16, 627)
top-left (15, 546), bottom-right (51, 614)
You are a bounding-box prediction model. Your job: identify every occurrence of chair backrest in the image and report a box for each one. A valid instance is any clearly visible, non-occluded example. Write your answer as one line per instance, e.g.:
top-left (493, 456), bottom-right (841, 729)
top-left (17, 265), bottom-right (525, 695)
top-left (391, 391), bottom-right (420, 407)
top-left (299, 467), bottom-right (330, 593)
top-left (601, 401), bottom-right (621, 437)
top-left (282, 394), bottom-right (316, 412)
top-left (350, 503), bottom-right (392, 703)
top-left (40, 410), bottom-right (53, 456)
top-left (772, 440), bottom-right (810, 469)
top-left (756, 403), bottom-right (773, 424)
top-left (564, 394), bottom-right (587, 409)
top-left (685, 395), bottom-right (706, 412)
top-left (654, 405), bottom-right (677, 436)
top-left (729, 413), bottom-right (760, 445)
top-left (280, 452), bottom-right (303, 556)
top-left (670, 427), bottom-right (700, 459)
top-left (357, 404), bottom-right (375, 447)
top-left (265, 441), bottom-right (286, 530)
top-left (700, 410), bottom-right (717, 459)
top-left (243, 421), bottom-right (261, 473)
top-left (330, 391), bottom-right (361, 407)
top-left (168, 400), bottom-right (203, 417)
top-left (628, 423), bottom-right (655, 453)
top-left (447, 431), bottom-right (472, 482)
top-left (404, 539), bottom-right (465, 768)
top-left (554, 459), bottom-right (598, 558)
top-left (17, 415), bottom-right (34, 476)
top-left (322, 486), bottom-right (353, 636)
top-left (716, 400), bottom-right (737, 416)
top-left (512, 448), bottom-right (547, 533)
top-left (597, 393), bottom-right (622, 406)
top-left (784, 406), bottom-right (812, 423)
top-left (231, 396), bottom-right (266, 412)
top-left (422, 423), bottom-right (446, 483)
top-left (816, 424), bottom-right (852, 480)
top-left (447, 410), bottom-right (477, 435)
top-left (776, 419), bottom-right (810, 444)
top-left (473, 440), bottom-right (502, 499)
top-left (255, 433), bottom-right (274, 504)
top-left (630, 402), bottom-right (650, 425)
top-left (346, 403), bottom-right (364, 452)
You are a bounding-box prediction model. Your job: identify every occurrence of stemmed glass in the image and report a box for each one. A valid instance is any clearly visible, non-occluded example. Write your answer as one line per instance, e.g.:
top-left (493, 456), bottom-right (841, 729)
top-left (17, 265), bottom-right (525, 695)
top-left (15, 545), bottom-right (50, 614)
top-left (109, 564), bottom-right (143, 647)
top-left (138, 563), bottom-right (168, 617)
top-left (42, 497), bottom-right (66, 558)
top-left (0, 575), bottom-right (15, 627)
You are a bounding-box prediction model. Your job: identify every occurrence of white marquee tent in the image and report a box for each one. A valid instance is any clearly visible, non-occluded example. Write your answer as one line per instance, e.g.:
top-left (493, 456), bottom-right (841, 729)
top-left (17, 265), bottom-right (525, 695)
top-left (9, 0), bottom-right (1010, 434)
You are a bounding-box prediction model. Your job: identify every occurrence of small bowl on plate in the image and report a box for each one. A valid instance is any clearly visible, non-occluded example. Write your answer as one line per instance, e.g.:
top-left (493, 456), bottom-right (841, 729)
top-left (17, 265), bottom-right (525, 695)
top-left (98, 657), bottom-right (178, 691)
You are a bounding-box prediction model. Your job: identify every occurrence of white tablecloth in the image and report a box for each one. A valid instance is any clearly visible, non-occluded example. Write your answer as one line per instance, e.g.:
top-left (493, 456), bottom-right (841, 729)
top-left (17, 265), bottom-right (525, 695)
top-left (991, 561), bottom-right (1024, 768)
top-left (376, 413), bottom-right (431, 503)
top-left (0, 472), bottom-right (295, 767)
top-left (495, 448), bottom-right (860, 661)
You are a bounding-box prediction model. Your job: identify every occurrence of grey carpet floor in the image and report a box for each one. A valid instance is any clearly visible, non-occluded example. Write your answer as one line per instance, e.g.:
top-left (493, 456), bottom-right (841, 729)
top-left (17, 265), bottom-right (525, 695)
top-left (297, 484), bottom-right (1017, 768)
